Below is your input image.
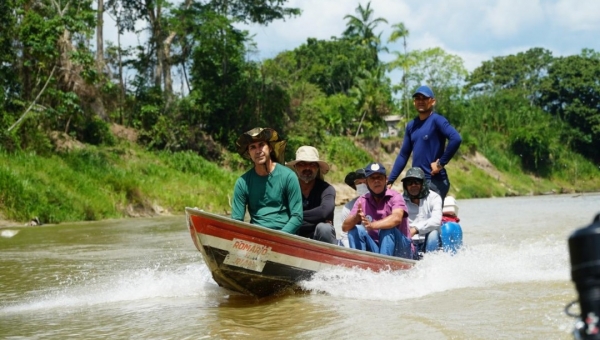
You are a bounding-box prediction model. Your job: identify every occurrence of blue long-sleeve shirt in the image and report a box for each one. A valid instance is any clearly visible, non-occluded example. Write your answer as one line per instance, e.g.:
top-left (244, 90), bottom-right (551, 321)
top-left (388, 113), bottom-right (462, 183)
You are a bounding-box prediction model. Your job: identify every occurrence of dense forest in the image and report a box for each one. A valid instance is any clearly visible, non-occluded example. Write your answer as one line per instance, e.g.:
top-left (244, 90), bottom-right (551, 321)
top-left (1, 0), bottom-right (599, 224)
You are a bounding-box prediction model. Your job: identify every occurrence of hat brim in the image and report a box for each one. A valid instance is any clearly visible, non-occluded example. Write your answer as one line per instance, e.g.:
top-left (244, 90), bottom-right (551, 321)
top-left (236, 128), bottom-right (286, 164)
top-left (287, 160), bottom-right (330, 175)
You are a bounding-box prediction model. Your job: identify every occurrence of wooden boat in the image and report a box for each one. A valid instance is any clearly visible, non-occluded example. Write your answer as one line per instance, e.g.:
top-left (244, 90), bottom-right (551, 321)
top-left (186, 207), bottom-right (415, 298)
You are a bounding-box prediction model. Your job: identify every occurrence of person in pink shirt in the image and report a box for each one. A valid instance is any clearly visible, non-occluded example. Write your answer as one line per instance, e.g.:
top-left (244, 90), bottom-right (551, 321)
top-left (341, 162), bottom-right (413, 259)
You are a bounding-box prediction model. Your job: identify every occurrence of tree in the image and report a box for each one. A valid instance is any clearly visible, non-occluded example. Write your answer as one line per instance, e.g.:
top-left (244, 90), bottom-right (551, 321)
top-left (540, 49), bottom-right (600, 162)
top-left (466, 47), bottom-right (553, 106)
top-left (284, 37), bottom-right (376, 95)
top-left (343, 1), bottom-right (388, 64)
top-left (350, 65), bottom-right (393, 138)
top-left (401, 47), bottom-right (468, 121)
top-left (387, 22), bottom-right (410, 123)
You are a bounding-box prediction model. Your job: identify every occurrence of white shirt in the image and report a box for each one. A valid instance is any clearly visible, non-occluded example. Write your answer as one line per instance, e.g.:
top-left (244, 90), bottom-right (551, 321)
top-left (405, 190), bottom-right (442, 242)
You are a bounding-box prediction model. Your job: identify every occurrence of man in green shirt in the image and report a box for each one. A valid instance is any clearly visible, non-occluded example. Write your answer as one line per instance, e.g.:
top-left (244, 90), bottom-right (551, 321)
top-left (231, 127), bottom-right (303, 234)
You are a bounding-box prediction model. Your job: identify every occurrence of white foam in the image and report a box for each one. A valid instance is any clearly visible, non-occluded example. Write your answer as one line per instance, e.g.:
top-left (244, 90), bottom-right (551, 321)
top-left (300, 236), bottom-right (568, 301)
top-left (1, 263), bottom-right (220, 313)
top-left (1, 229), bottom-right (19, 238)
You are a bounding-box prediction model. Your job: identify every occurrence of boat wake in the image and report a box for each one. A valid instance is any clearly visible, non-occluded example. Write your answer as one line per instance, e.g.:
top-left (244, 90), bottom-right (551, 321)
top-left (300, 237), bottom-right (569, 301)
top-left (1, 262), bottom-right (219, 313)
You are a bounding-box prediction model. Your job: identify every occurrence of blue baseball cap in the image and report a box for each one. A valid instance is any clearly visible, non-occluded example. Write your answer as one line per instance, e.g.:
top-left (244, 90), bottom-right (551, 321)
top-left (363, 162), bottom-right (387, 177)
top-left (412, 85), bottom-right (435, 99)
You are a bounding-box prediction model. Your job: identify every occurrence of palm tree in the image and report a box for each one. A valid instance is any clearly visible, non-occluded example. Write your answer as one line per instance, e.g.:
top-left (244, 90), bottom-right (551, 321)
top-left (351, 66), bottom-right (391, 138)
top-left (343, 1), bottom-right (388, 63)
top-left (387, 22), bottom-right (410, 125)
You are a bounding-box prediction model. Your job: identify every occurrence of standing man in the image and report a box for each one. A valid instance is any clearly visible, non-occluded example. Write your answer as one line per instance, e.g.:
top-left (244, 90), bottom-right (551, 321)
top-left (287, 146), bottom-right (337, 244)
top-left (231, 127), bottom-right (303, 234)
top-left (387, 85), bottom-right (462, 200)
top-left (402, 167), bottom-right (442, 256)
top-left (341, 162), bottom-right (413, 259)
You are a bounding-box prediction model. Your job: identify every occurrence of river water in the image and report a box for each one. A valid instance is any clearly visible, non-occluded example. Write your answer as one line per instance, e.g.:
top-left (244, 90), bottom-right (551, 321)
top-left (1, 194), bottom-right (599, 339)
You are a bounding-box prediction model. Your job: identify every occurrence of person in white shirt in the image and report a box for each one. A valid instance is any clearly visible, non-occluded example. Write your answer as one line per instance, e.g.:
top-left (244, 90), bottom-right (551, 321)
top-left (401, 167), bottom-right (442, 256)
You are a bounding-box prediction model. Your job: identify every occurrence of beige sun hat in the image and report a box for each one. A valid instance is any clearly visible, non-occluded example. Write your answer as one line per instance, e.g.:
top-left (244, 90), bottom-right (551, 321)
top-left (286, 146), bottom-right (330, 175)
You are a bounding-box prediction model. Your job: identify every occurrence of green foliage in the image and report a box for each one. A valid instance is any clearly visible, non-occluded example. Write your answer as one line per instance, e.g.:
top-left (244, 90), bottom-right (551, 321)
top-left (467, 47), bottom-right (553, 99)
top-left (288, 38), bottom-right (377, 95)
top-left (540, 50), bottom-right (600, 162)
top-left (80, 117), bottom-right (116, 146)
top-left (510, 126), bottom-right (553, 176)
top-left (342, 1), bottom-right (387, 63)
top-left (323, 136), bottom-right (372, 170)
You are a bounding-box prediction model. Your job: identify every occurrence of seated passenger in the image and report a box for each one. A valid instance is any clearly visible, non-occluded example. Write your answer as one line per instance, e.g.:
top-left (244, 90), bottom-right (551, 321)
top-left (287, 146), bottom-right (337, 244)
top-left (231, 127), bottom-right (303, 234)
top-left (341, 162), bottom-right (413, 259)
top-left (402, 167), bottom-right (442, 255)
top-left (338, 168), bottom-right (368, 247)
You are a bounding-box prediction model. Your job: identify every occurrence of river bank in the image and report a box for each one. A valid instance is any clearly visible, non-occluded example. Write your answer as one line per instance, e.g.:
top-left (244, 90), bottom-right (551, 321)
top-left (2, 137), bottom-right (598, 226)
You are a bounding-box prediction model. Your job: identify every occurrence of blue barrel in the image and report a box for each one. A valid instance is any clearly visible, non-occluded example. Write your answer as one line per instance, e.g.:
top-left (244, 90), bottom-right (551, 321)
top-left (440, 222), bottom-right (463, 254)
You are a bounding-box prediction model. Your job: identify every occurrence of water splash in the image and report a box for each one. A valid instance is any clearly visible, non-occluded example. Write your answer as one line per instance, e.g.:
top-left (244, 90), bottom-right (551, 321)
top-left (1, 229), bottom-right (19, 238)
top-left (300, 237), bottom-right (569, 301)
top-left (1, 263), bottom-right (219, 313)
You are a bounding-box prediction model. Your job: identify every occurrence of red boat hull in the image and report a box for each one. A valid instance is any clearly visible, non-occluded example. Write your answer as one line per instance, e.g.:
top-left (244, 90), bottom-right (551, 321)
top-left (186, 208), bottom-right (415, 297)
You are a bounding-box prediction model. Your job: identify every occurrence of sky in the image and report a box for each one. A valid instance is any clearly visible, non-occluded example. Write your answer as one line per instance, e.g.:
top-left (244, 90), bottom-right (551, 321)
top-left (237, 0), bottom-right (600, 71)
top-left (102, 0), bottom-right (600, 92)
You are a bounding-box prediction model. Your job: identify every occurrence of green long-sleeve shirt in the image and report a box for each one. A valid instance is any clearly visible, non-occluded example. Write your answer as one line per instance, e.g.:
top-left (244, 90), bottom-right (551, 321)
top-left (231, 163), bottom-right (303, 234)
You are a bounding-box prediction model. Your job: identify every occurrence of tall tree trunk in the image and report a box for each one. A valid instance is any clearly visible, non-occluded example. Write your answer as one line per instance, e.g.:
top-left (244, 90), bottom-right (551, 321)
top-left (161, 0), bottom-right (193, 101)
top-left (96, 0), bottom-right (104, 68)
top-left (117, 16), bottom-right (125, 124)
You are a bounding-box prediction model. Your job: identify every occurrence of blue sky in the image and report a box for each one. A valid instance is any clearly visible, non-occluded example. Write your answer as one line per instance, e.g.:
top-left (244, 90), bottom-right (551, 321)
top-left (238, 0), bottom-right (600, 71)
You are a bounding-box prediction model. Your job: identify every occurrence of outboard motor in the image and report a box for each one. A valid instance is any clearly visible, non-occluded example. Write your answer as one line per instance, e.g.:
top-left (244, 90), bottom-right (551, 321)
top-left (567, 213), bottom-right (600, 339)
top-left (440, 222), bottom-right (463, 253)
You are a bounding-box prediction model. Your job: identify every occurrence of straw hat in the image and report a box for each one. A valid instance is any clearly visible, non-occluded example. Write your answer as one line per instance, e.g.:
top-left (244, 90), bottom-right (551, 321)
top-left (235, 127), bottom-right (287, 164)
top-left (286, 146), bottom-right (330, 175)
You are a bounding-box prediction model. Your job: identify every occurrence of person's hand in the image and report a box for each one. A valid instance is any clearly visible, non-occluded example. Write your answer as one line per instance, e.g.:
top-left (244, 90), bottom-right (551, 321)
top-left (355, 203), bottom-right (364, 225)
top-left (431, 159), bottom-right (443, 175)
top-left (410, 226), bottom-right (418, 237)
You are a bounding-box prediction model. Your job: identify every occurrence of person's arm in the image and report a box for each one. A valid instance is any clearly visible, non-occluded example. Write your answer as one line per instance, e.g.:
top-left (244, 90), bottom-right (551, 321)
top-left (412, 192), bottom-right (442, 235)
top-left (231, 177), bottom-right (247, 221)
top-left (437, 115), bottom-right (462, 166)
top-left (342, 199), bottom-right (363, 232)
top-left (363, 208), bottom-right (405, 231)
top-left (302, 185), bottom-right (335, 225)
top-left (281, 171), bottom-right (304, 234)
top-left (388, 125), bottom-right (413, 185)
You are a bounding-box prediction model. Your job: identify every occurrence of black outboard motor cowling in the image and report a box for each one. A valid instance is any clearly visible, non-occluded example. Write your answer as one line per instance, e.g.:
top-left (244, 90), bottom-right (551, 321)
top-left (569, 213), bottom-right (600, 339)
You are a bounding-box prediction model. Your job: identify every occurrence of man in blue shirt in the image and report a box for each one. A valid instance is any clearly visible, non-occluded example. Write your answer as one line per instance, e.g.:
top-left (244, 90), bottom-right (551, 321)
top-left (387, 85), bottom-right (462, 201)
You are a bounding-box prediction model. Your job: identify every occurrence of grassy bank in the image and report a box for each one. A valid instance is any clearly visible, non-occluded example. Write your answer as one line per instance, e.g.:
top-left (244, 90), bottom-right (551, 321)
top-left (0, 144), bottom-right (240, 224)
top-left (1, 136), bottom-right (599, 225)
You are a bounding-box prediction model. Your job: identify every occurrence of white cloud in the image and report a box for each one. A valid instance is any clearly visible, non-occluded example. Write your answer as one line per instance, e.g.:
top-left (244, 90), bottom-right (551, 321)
top-left (551, 0), bottom-right (600, 31)
top-left (481, 0), bottom-right (544, 38)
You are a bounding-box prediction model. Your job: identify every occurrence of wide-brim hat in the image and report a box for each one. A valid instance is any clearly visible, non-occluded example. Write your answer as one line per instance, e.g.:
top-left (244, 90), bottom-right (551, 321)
top-left (286, 146), bottom-right (330, 175)
top-left (344, 169), bottom-right (366, 190)
top-left (236, 127), bottom-right (287, 164)
top-left (401, 167), bottom-right (426, 182)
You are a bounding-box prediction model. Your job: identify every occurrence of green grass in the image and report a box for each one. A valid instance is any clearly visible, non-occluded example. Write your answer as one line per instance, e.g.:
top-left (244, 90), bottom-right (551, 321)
top-left (1, 135), bottom-right (599, 224)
